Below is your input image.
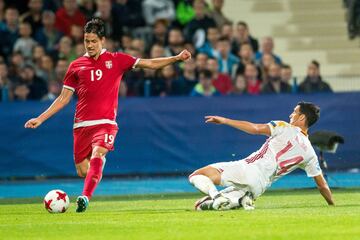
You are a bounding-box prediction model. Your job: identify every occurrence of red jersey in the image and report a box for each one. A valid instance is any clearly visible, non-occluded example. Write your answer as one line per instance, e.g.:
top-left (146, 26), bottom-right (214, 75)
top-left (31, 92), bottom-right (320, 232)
top-left (212, 73), bottom-right (233, 95)
top-left (63, 49), bottom-right (138, 128)
top-left (55, 7), bottom-right (86, 36)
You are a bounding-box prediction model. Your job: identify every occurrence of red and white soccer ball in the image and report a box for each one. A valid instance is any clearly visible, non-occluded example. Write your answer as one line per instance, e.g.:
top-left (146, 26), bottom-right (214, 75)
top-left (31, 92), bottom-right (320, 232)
top-left (43, 189), bottom-right (70, 213)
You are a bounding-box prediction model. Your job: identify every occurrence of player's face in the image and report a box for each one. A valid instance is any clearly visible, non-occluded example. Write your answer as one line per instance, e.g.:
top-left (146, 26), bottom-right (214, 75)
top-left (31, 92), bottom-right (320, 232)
top-left (289, 105), bottom-right (304, 126)
top-left (84, 33), bottom-right (105, 58)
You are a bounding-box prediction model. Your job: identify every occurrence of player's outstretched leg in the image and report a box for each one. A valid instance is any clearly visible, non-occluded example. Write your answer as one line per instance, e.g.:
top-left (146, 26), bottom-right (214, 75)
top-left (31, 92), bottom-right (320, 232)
top-left (76, 156), bottom-right (104, 212)
top-left (189, 166), bottom-right (231, 210)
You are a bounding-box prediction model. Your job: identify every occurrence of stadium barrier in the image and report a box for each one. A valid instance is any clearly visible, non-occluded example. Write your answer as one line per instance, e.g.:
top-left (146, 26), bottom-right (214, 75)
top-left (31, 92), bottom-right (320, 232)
top-left (0, 93), bottom-right (359, 179)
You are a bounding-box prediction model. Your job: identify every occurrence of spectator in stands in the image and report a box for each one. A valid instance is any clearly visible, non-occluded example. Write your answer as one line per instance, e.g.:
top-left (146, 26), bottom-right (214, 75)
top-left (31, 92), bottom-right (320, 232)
top-left (0, 61), bottom-right (15, 101)
top-left (235, 43), bottom-right (256, 75)
top-left (94, 0), bottom-right (117, 39)
top-left (8, 52), bottom-right (25, 78)
top-left (244, 63), bottom-right (261, 95)
top-left (131, 38), bottom-right (146, 57)
top-left (39, 54), bottom-right (56, 82)
top-left (259, 53), bottom-right (276, 82)
top-left (174, 0), bottom-right (195, 27)
top-left (197, 26), bottom-right (219, 58)
top-left (54, 58), bottom-right (68, 82)
top-left (13, 82), bottom-right (30, 101)
top-left (173, 58), bottom-right (198, 95)
top-left (17, 64), bottom-right (47, 100)
top-left (150, 43), bottom-right (166, 58)
top-left (232, 74), bottom-right (247, 95)
top-left (34, 11), bottom-right (62, 55)
top-left (20, 0), bottom-right (43, 36)
top-left (31, 45), bottom-right (46, 78)
top-left (195, 52), bottom-right (209, 76)
top-left (220, 22), bottom-right (233, 41)
top-left (142, 0), bottom-right (175, 26)
top-left (55, 0), bottom-right (86, 36)
top-left (262, 63), bottom-right (291, 94)
top-left (231, 21), bottom-right (258, 56)
top-left (112, 0), bottom-right (146, 34)
top-left (73, 42), bottom-right (85, 58)
top-left (255, 36), bottom-right (282, 65)
top-left (56, 36), bottom-right (76, 62)
top-left (346, 0), bottom-right (360, 39)
top-left (208, 0), bottom-right (232, 29)
top-left (207, 57), bottom-right (232, 95)
top-left (104, 38), bottom-right (116, 52)
top-left (165, 28), bottom-right (185, 56)
top-left (0, 0), bottom-right (5, 22)
top-left (78, 0), bottom-right (96, 21)
top-left (148, 19), bottom-right (169, 48)
top-left (42, 79), bottom-right (62, 101)
top-left (191, 69), bottom-right (220, 97)
top-left (281, 64), bottom-right (294, 91)
top-left (70, 24), bottom-right (83, 44)
top-left (13, 22), bottom-right (37, 60)
top-left (299, 60), bottom-right (332, 93)
top-left (0, 7), bottom-right (19, 58)
top-left (152, 64), bottom-right (178, 96)
top-left (214, 36), bottom-right (239, 76)
top-left (184, 0), bottom-right (216, 48)
top-left (120, 33), bottom-right (133, 51)
top-left (123, 47), bottom-right (147, 96)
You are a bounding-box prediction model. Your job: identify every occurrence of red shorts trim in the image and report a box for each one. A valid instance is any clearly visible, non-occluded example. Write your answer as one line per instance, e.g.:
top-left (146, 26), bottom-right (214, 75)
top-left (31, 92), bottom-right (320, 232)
top-left (73, 124), bottom-right (118, 164)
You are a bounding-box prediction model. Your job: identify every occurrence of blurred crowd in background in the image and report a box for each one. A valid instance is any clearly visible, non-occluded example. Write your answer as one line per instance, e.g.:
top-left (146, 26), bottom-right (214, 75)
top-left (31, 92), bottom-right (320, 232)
top-left (0, 0), bottom-right (333, 102)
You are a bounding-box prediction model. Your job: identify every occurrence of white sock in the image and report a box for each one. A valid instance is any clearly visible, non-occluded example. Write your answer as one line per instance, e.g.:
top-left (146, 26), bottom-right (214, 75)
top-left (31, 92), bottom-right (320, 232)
top-left (222, 189), bottom-right (246, 209)
top-left (189, 175), bottom-right (219, 199)
top-left (102, 157), bottom-right (107, 171)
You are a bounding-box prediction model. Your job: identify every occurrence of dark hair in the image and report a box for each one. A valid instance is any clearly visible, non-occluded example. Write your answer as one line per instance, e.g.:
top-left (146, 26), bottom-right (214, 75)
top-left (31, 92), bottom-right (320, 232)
top-left (311, 60), bottom-right (320, 69)
top-left (297, 101), bottom-right (320, 127)
top-left (199, 69), bottom-right (213, 79)
top-left (281, 64), bottom-right (291, 69)
top-left (237, 21), bottom-right (248, 28)
top-left (218, 36), bottom-right (230, 43)
top-left (84, 18), bottom-right (105, 38)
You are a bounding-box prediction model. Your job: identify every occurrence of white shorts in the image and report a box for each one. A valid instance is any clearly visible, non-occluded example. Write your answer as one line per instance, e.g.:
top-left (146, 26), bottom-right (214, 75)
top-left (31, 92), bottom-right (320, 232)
top-left (210, 160), bottom-right (268, 198)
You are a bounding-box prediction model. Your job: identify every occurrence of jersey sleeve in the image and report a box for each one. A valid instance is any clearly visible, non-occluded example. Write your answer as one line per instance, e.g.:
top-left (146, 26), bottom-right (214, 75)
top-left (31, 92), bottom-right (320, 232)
top-left (114, 52), bottom-right (139, 71)
top-left (301, 155), bottom-right (322, 177)
top-left (63, 63), bottom-right (77, 92)
top-left (267, 120), bottom-right (289, 137)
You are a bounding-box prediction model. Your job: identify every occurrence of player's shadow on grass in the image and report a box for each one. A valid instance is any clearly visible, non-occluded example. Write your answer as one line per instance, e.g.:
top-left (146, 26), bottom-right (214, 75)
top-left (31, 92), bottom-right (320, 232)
top-left (111, 208), bottom-right (189, 214)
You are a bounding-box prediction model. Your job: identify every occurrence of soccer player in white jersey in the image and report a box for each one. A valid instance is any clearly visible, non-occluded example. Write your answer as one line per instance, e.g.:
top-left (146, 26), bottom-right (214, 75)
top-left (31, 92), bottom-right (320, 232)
top-left (189, 102), bottom-right (335, 210)
top-left (24, 18), bottom-right (191, 212)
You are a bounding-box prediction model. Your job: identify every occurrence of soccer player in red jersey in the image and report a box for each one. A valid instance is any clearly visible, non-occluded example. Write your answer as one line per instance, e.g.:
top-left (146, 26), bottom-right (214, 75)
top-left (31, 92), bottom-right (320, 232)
top-left (24, 18), bottom-right (191, 212)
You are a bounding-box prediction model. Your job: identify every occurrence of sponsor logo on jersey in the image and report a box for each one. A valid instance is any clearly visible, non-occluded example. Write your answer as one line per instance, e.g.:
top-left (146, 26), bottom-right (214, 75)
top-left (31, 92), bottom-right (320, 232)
top-left (105, 61), bottom-right (112, 69)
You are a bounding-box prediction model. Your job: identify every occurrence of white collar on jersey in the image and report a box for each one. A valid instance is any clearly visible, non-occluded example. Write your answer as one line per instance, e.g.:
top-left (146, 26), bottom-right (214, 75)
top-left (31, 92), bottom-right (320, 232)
top-left (83, 48), bottom-right (107, 57)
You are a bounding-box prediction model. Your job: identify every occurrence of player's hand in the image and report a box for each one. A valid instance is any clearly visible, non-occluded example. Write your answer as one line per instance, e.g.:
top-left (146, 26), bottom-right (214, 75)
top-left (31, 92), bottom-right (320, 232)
top-left (24, 118), bottom-right (43, 129)
top-left (205, 116), bottom-right (228, 125)
top-left (177, 49), bottom-right (191, 61)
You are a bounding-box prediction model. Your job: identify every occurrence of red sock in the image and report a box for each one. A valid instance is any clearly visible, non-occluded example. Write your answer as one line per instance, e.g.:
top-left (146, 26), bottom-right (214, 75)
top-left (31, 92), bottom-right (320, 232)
top-left (82, 157), bottom-right (103, 200)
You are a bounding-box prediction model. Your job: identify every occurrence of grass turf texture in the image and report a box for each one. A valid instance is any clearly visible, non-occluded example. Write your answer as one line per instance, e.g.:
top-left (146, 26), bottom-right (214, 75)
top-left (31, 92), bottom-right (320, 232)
top-left (0, 188), bottom-right (359, 240)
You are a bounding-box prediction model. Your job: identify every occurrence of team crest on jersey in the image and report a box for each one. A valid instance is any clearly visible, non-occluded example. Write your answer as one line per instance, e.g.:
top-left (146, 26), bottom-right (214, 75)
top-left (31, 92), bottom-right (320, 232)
top-left (105, 61), bottom-right (112, 69)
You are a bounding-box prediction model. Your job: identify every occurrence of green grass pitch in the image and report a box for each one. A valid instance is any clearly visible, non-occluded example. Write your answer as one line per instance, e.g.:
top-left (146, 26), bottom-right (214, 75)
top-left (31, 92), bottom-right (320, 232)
top-left (0, 188), bottom-right (359, 240)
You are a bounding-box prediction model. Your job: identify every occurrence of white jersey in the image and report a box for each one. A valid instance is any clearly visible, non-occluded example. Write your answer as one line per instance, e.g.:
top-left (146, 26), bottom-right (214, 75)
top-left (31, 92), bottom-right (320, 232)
top-left (244, 121), bottom-right (322, 187)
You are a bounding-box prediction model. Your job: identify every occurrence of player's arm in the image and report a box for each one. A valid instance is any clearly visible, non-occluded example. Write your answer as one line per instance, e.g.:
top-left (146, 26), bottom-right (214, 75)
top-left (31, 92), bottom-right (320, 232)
top-left (205, 116), bottom-right (271, 136)
top-left (136, 49), bottom-right (191, 69)
top-left (313, 174), bottom-right (335, 206)
top-left (24, 87), bottom-right (74, 129)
